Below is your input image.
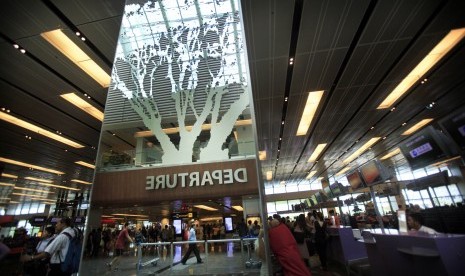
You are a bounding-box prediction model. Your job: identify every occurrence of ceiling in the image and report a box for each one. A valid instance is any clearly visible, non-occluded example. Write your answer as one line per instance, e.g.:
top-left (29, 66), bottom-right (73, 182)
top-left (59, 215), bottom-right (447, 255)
top-left (1, 0), bottom-right (465, 218)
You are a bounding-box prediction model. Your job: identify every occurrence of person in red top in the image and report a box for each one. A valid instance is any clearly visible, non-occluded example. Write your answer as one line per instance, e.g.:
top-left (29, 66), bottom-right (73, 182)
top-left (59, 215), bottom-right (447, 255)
top-left (107, 222), bottom-right (133, 270)
top-left (268, 216), bottom-right (311, 276)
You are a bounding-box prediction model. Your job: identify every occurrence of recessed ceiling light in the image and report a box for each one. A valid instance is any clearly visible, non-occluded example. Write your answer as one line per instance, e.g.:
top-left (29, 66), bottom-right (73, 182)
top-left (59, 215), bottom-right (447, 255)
top-left (71, 179), bottom-right (92, 185)
top-left (2, 173), bottom-right (18, 179)
top-left (401, 118), bottom-right (433, 135)
top-left (75, 161), bottom-right (96, 169)
top-left (336, 167), bottom-right (351, 176)
top-left (61, 93), bottom-right (104, 121)
top-left (296, 90), bottom-right (324, 136)
top-left (193, 205), bottom-right (218, 211)
top-left (0, 111), bottom-right (84, 148)
top-left (307, 143), bottom-right (327, 162)
top-left (0, 182), bottom-right (15, 187)
top-left (232, 205), bottom-right (243, 211)
top-left (343, 137), bottom-right (381, 164)
top-left (380, 148), bottom-right (401, 160)
top-left (41, 29), bottom-right (111, 87)
top-left (378, 28), bottom-right (465, 109)
top-left (306, 171), bottom-right (317, 179)
top-left (266, 171), bottom-right (272, 181)
top-left (0, 157), bottom-right (65, 175)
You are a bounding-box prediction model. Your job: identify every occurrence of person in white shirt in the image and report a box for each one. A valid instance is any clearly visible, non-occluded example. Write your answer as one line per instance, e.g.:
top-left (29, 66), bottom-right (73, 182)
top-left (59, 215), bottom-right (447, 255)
top-left (181, 220), bottom-right (203, 265)
top-left (407, 212), bottom-right (438, 235)
top-left (21, 217), bottom-right (76, 276)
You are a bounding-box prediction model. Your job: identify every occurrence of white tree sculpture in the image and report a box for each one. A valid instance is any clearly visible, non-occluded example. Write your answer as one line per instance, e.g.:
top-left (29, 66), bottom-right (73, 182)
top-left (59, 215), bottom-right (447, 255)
top-left (112, 0), bottom-right (249, 164)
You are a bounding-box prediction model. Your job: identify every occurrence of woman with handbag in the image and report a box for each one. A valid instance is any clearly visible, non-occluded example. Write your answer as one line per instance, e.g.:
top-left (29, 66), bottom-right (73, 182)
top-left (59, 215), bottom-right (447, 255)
top-left (293, 214), bottom-right (311, 266)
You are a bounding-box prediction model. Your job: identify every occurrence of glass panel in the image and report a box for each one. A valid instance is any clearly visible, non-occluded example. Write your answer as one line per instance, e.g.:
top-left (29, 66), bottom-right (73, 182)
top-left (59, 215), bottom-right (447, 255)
top-left (266, 202), bottom-right (276, 213)
top-left (285, 184), bottom-right (299, 193)
top-left (275, 201), bottom-right (289, 212)
top-left (298, 184), bottom-right (311, 192)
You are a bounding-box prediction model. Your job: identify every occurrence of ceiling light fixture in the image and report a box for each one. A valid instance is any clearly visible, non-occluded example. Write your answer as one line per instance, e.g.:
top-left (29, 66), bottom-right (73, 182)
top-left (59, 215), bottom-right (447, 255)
top-left (0, 157), bottom-right (65, 175)
top-left (2, 173), bottom-right (18, 179)
top-left (61, 93), bottom-right (104, 121)
top-left (377, 28), bottom-right (465, 109)
top-left (193, 205), bottom-right (218, 211)
top-left (71, 179), bottom-right (92, 185)
top-left (430, 156), bottom-right (462, 167)
top-left (266, 170), bottom-right (273, 181)
top-left (306, 170), bottom-right (317, 179)
top-left (232, 205), bottom-right (243, 211)
top-left (75, 161), bottom-right (96, 169)
top-left (380, 148), bottom-right (401, 160)
top-left (134, 119), bottom-right (252, 137)
top-left (14, 187), bottom-right (54, 194)
top-left (111, 214), bottom-right (149, 217)
top-left (41, 29), bottom-right (111, 87)
top-left (25, 181), bottom-right (80, 191)
top-left (12, 192), bottom-right (47, 198)
top-left (24, 177), bottom-right (53, 183)
top-left (0, 182), bottom-right (15, 187)
top-left (307, 143), bottom-right (327, 162)
top-left (401, 118), bottom-right (433, 136)
top-left (336, 167), bottom-right (351, 176)
top-left (259, 151), bottom-right (267, 161)
top-left (343, 137), bottom-right (381, 164)
top-left (0, 112), bottom-right (84, 148)
top-left (296, 90), bottom-right (324, 136)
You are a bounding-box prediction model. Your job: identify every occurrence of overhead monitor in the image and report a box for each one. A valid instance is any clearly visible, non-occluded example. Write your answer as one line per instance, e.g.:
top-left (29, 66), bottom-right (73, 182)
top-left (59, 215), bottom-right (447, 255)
top-left (309, 195), bottom-right (318, 206)
top-left (399, 126), bottom-right (450, 171)
top-left (314, 191), bottom-right (323, 203)
top-left (360, 160), bottom-right (390, 186)
top-left (323, 186), bottom-right (333, 198)
top-left (330, 182), bottom-right (343, 197)
top-left (439, 108), bottom-right (465, 152)
top-left (347, 170), bottom-right (366, 190)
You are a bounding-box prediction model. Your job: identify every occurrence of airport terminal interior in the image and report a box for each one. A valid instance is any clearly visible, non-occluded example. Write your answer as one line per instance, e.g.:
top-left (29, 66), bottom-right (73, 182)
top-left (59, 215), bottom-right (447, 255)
top-left (1, 0), bottom-right (465, 275)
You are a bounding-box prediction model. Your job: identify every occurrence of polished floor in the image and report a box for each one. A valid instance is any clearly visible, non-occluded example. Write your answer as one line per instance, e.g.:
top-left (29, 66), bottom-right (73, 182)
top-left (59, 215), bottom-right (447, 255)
top-left (79, 241), bottom-right (345, 276)
top-left (2, 241), bottom-right (346, 275)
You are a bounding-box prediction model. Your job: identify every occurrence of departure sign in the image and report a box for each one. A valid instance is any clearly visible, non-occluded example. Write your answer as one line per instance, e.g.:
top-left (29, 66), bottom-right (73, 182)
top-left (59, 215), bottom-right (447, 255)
top-left (146, 168), bottom-right (248, 190)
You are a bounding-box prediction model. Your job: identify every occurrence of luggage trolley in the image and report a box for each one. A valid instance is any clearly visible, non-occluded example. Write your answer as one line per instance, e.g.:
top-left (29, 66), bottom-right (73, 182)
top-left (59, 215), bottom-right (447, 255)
top-left (243, 237), bottom-right (262, 269)
top-left (136, 243), bottom-right (159, 274)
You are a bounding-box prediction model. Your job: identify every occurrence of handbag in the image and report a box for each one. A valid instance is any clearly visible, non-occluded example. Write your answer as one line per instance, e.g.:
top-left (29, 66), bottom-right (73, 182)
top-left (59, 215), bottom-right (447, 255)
top-left (293, 230), bottom-right (305, 244)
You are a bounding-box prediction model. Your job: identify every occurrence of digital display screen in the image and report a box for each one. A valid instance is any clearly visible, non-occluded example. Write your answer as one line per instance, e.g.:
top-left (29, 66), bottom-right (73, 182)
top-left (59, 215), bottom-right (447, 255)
top-left (50, 217), bottom-right (60, 223)
top-left (324, 186), bottom-right (333, 198)
top-left (347, 171), bottom-right (365, 190)
top-left (314, 192), bottom-right (323, 203)
top-left (441, 110), bottom-right (465, 151)
top-left (360, 161), bottom-right (382, 186)
top-left (330, 183), bottom-right (342, 197)
top-left (224, 217), bottom-right (233, 231)
top-left (173, 219), bottom-right (182, 235)
top-left (399, 128), bottom-right (447, 170)
top-left (309, 195), bottom-right (318, 206)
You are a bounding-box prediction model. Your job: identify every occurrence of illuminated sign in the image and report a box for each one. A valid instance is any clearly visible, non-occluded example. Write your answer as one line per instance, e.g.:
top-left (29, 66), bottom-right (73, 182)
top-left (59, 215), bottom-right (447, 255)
top-left (146, 168), bottom-right (248, 190)
top-left (409, 142), bottom-right (433, 158)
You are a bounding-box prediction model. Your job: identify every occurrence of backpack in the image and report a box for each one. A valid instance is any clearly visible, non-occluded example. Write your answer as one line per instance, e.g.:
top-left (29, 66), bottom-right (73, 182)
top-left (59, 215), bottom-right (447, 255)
top-left (59, 228), bottom-right (83, 274)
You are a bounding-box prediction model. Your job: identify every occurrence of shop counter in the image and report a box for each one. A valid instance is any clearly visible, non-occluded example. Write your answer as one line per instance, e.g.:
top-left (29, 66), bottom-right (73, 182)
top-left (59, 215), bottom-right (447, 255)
top-left (365, 232), bottom-right (465, 276)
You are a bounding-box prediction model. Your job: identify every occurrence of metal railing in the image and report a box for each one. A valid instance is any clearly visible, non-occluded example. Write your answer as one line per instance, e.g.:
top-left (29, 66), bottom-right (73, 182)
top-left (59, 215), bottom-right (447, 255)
top-left (135, 237), bottom-right (261, 275)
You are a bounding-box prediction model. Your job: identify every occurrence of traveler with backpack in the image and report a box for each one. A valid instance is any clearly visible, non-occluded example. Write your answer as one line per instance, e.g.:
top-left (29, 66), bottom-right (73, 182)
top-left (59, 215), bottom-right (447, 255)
top-left (23, 226), bottom-right (56, 276)
top-left (21, 217), bottom-right (79, 276)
